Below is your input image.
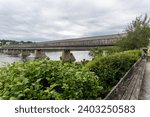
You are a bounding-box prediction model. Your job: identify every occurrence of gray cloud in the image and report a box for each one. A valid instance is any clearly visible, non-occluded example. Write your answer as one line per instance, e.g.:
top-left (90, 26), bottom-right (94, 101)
top-left (0, 0), bottom-right (150, 42)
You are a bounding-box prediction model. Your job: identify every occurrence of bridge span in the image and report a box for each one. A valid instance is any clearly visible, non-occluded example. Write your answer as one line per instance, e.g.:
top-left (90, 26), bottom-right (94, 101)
top-left (0, 33), bottom-right (125, 61)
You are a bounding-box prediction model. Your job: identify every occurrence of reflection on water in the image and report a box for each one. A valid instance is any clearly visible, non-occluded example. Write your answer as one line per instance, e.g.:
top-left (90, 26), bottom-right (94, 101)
top-left (0, 53), bottom-right (21, 66)
top-left (0, 51), bottom-right (92, 66)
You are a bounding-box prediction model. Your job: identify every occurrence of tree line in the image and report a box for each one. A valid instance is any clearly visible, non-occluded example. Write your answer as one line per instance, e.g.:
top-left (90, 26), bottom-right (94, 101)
top-left (0, 40), bottom-right (33, 46)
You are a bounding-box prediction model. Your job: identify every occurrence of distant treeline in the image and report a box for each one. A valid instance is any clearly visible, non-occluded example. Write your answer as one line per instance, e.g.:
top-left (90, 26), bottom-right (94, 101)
top-left (0, 39), bottom-right (34, 46)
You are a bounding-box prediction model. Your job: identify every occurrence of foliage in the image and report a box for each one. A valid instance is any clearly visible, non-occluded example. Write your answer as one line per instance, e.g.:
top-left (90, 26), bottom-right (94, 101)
top-left (0, 60), bottom-right (101, 100)
top-left (89, 46), bottom-right (122, 58)
top-left (0, 50), bottom-right (142, 100)
top-left (85, 50), bottom-right (141, 98)
top-left (117, 14), bottom-right (150, 50)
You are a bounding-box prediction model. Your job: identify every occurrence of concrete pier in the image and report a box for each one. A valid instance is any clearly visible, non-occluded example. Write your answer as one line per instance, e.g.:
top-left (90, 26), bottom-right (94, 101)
top-left (21, 50), bottom-right (30, 60)
top-left (60, 50), bottom-right (75, 62)
top-left (34, 49), bottom-right (47, 59)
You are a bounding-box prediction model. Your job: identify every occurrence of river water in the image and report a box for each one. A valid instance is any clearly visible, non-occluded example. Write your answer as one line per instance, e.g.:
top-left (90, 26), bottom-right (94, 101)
top-left (0, 51), bottom-right (92, 66)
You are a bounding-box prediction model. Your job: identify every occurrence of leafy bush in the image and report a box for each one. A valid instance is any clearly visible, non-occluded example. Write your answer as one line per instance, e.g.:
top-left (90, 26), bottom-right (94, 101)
top-left (0, 50), bottom-right (141, 100)
top-left (89, 46), bottom-right (122, 58)
top-left (85, 50), bottom-right (141, 98)
top-left (0, 60), bottom-right (101, 100)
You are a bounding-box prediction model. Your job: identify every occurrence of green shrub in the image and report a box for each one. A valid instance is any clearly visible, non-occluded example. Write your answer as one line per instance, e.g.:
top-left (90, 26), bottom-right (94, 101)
top-left (0, 60), bottom-right (101, 100)
top-left (89, 46), bottom-right (122, 58)
top-left (0, 50), bottom-right (141, 100)
top-left (85, 50), bottom-right (141, 98)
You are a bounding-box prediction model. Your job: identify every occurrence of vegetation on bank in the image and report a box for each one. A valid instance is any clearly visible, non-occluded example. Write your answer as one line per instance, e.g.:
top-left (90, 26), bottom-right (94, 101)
top-left (0, 50), bottom-right (141, 100)
top-left (0, 61), bottom-right (101, 100)
top-left (86, 50), bottom-right (141, 98)
top-left (0, 40), bottom-right (33, 46)
top-left (89, 46), bottom-right (122, 58)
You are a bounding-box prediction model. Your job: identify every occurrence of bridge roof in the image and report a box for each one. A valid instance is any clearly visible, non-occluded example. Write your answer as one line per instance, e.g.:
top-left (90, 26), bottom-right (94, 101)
top-left (0, 33), bottom-right (126, 50)
top-left (38, 33), bottom-right (126, 43)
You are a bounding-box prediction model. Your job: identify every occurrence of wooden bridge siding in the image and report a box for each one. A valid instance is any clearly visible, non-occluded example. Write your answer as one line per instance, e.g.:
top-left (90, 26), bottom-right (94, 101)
top-left (1, 38), bottom-right (118, 50)
top-left (0, 33), bottom-right (125, 50)
top-left (41, 38), bottom-right (118, 47)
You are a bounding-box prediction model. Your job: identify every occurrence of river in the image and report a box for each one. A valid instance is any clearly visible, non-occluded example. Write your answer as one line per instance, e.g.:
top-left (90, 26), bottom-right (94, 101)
top-left (0, 51), bottom-right (92, 66)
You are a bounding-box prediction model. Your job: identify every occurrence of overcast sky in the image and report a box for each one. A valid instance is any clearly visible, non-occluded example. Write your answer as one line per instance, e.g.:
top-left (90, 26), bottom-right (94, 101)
top-left (0, 0), bottom-right (150, 42)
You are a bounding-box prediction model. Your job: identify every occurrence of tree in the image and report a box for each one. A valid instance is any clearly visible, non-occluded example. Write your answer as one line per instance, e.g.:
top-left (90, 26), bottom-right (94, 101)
top-left (117, 14), bottom-right (150, 50)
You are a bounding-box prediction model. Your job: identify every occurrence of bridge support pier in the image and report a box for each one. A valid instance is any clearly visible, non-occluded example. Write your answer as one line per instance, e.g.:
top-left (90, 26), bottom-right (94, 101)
top-left (34, 49), bottom-right (48, 59)
top-left (7, 50), bottom-right (13, 55)
top-left (21, 50), bottom-right (30, 61)
top-left (0, 49), bottom-right (2, 53)
top-left (2, 49), bottom-right (8, 54)
top-left (60, 50), bottom-right (75, 62)
top-left (11, 50), bottom-right (20, 57)
top-left (2, 49), bottom-right (21, 57)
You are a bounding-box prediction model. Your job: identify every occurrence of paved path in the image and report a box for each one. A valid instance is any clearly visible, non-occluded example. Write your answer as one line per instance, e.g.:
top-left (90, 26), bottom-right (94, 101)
top-left (139, 62), bottom-right (150, 100)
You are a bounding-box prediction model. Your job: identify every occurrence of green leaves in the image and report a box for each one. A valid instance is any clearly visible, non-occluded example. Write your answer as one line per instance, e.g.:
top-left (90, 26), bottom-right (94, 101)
top-left (0, 60), bottom-right (100, 100)
top-left (89, 46), bottom-right (122, 58)
top-left (0, 50), bottom-right (141, 100)
top-left (117, 14), bottom-right (150, 50)
top-left (86, 50), bottom-right (141, 98)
